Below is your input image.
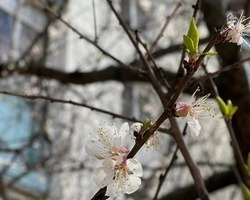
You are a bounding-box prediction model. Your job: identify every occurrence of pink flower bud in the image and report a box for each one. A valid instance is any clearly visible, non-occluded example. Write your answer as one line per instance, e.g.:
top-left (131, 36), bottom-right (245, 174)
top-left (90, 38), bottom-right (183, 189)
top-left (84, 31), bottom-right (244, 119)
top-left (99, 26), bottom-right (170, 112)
top-left (175, 102), bottom-right (192, 117)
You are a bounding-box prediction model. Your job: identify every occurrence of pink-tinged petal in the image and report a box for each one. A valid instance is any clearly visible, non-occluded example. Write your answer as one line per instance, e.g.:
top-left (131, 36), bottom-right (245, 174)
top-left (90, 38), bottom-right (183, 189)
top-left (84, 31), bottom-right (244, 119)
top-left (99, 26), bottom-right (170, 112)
top-left (187, 117), bottom-right (201, 136)
top-left (127, 159), bottom-right (143, 177)
top-left (119, 147), bottom-right (129, 154)
top-left (175, 102), bottom-right (191, 117)
top-left (175, 90), bottom-right (215, 136)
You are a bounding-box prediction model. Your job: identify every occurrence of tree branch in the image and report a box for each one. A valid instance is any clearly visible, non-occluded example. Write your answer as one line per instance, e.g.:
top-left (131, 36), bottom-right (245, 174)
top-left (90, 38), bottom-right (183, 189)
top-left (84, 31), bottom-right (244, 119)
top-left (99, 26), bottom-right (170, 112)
top-left (0, 90), bottom-right (138, 122)
top-left (159, 169), bottom-right (238, 200)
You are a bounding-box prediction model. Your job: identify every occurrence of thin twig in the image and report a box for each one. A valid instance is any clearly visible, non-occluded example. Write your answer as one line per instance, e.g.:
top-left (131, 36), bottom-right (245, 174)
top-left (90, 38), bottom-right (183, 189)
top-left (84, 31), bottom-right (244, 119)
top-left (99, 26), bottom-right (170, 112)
top-left (92, 0), bottom-right (98, 42)
top-left (226, 121), bottom-right (250, 187)
top-left (0, 90), bottom-right (170, 134)
top-left (167, 0), bottom-right (202, 101)
top-left (196, 56), bottom-right (250, 84)
top-left (135, 32), bottom-right (170, 92)
top-left (192, 0), bottom-right (202, 19)
top-left (106, 0), bottom-right (168, 105)
top-left (36, 0), bottom-right (136, 73)
top-left (149, 2), bottom-right (182, 53)
top-left (202, 63), bottom-right (250, 188)
top-left (0, 90), bottom-right (137, 122)
top-left (153, 146), bottom-right (178, 200)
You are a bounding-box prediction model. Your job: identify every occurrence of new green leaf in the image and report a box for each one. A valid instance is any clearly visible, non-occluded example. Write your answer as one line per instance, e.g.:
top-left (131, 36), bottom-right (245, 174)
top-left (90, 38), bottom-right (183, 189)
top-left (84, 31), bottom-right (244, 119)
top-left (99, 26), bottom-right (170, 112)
top-left (227, 100), bottom-right (238, 116)
top-left (216, 97), bottom-right (227, 115)
top-left (141, 119), bottom-right (152, 132)
top-left (183, 35), bottom-right (195, 54)
top-left (187, 17), bottom-right (199, 50)
top-left (216, 96), bottom-right (238, 118)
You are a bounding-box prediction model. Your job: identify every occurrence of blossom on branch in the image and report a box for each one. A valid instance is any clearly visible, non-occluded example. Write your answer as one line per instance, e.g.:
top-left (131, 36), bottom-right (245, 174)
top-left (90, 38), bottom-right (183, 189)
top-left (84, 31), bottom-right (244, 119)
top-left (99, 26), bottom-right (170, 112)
top-left (85, 122), bottom-right (129, 163)
top-left (85, 122), bottom-right (143, 196)
top-left (174, 89), bottom-right (215, 136)
top-left (93, 157), bottom-right (143, 197)
top-left (222, 11), bottom-right (250, 47)
top-left (131, 122), bottom-right (160, 150)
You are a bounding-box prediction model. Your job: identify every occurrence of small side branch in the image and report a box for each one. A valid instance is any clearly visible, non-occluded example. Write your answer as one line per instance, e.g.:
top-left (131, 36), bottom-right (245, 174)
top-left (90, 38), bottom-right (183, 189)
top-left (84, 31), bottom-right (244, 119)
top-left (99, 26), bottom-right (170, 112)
top-left (153, 146), bottom-right (178, 200)
top-left (149, 2), bottom-right (182, 53)
top-left (0, 90), bottom-right (138, 122)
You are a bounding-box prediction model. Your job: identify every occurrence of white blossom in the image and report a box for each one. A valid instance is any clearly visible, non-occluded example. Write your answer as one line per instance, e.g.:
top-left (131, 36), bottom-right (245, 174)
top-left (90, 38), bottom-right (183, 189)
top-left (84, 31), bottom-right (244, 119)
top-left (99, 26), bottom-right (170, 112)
top-left (175, 89), bottom-right (215, 136)
top-left (85, 122), bottom-right (129, 162)
top-left (131, 122), bottom-right (143, 133)
top-left (131, 122), bottom-right (159, 149)
top-left (86, 122), bottom-right (144, 196)
top-left (93, 157), bottom-right (143, 197)
top-left (224, 11), bottom-right (250, 47)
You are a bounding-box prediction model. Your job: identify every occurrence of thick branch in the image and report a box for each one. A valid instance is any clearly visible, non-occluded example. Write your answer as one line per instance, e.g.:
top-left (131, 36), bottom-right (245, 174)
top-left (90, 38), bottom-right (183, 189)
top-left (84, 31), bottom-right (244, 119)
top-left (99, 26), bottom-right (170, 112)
top-left (159, 169), bottom-right (238, 200)
top-left (17, 65), bottom-right (149, 84)
top-left (0, 36), bottom-right (211, 87)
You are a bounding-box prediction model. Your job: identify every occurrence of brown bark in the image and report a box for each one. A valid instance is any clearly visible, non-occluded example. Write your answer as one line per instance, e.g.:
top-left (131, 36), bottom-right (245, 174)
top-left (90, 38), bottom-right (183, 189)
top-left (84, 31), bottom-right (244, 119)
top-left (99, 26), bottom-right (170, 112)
top-left (159, 169), bottom-right (238, 200)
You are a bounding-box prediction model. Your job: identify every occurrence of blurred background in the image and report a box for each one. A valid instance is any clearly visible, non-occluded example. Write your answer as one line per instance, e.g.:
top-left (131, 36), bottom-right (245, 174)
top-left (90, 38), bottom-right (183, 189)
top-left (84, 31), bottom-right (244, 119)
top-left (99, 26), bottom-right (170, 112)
top-left (0, 0), bottom-right (249, 199)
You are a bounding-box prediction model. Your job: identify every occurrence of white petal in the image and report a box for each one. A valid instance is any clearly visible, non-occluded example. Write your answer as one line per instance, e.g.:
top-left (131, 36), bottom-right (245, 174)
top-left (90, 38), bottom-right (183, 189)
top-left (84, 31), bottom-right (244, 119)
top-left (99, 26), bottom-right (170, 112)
top-left (127, 159), bottom-right (143, 177)
top-left (93, 162), bottom-right (114, 187)
top-left (119, 122), bottom-right (129, 143)
top-left (107, 123), bottom-right (123, 148)
top-left (131, 122), bottom-right (143, 132)
top-left (106, 174), bottom-right (142, 196)
top-left (109, 124), bottom-right (118, 136)
top-left (100, 124), bottom-right (117, 143)
top-left (111, 136), bottom-right (122, 150)
top-left (124, 174), bottom-right (141, 194)
top-left (106, 181), bottom-right (117, 196)
top-left (187, 117), bottom-right (201, 136)
top-left (85, 141), bottom-right (107, 159)
top-left (106, 179), bottom-right (124, 197)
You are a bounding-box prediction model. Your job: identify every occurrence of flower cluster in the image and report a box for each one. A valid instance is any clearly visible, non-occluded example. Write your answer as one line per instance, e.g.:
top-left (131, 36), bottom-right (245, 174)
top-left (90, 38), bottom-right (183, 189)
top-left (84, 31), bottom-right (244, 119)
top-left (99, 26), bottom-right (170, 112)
top-left (222, 11), bottom-right (250, 47)
top-left (85, 122), bottom-right (143, 197)
top-left (174, 88), bottom-right (215, 136)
